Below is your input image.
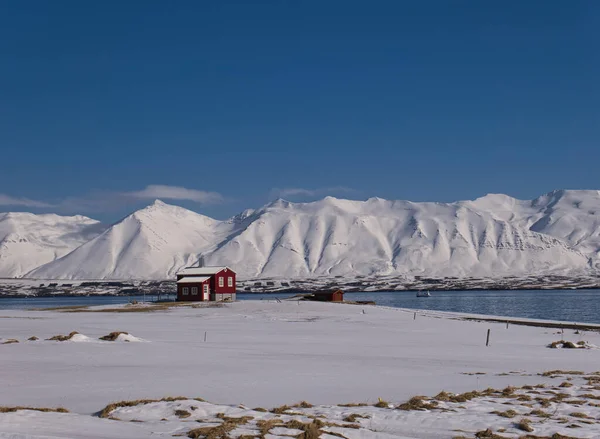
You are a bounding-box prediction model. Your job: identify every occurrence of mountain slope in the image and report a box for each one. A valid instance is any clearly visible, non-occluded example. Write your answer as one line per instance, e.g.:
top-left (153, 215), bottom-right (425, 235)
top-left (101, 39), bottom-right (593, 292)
top-left (26, 191), bottom-right (599, 280)
top-left (201, 197), bottom-right (591, 278)
top-left (28, 200), bottom-right (240, 280)
top-left (0, 212), bottom-right (103, 277)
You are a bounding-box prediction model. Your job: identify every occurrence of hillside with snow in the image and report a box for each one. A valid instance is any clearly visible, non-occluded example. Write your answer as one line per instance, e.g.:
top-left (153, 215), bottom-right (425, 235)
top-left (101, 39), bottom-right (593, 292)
top-left (0, 212), bottom-right (103, 277)
top-left (17, 189), bottom-right (600, 280)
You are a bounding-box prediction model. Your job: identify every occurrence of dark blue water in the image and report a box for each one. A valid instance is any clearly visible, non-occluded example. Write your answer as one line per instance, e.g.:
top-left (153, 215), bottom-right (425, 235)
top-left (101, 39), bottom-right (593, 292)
top-left (1, 290), bottom-right (599, 324)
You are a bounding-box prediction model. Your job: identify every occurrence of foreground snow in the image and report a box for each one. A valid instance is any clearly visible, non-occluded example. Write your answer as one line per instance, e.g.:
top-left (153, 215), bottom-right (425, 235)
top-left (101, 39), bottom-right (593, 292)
top-left (1, 301), bottom-right (600, 438)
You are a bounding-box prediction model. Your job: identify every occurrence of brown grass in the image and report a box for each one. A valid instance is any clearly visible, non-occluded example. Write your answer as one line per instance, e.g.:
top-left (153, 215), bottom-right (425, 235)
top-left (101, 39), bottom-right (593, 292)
top-left (490, 409), bottom-right (518, 418)
top-left (27, 336), bottom-right (39, 341)
top-left (252, 407), bottom-right (268, 412)
top-left (374, 398), bottom-right (390, 408)
top-left (2, 339), bottom-right (19, 344)
top-left (343, 413), bottom-right (368, 423)
top-left (99, 332), bottom-right (129, 341)
top-left (291, 401), bottom-right (313, 408)
top-left (529, 409), bottom-right (552, 418)
top-left (338, 402), bottom-right (368, 407)
top-left (98, 396), bottom-right (189, 418)
top-left (569, 412), bottom-right (589, 418)
top-left (175, 409), bottom-right (191, 418)
top-left (472, 428), bottom-right (510, 438)
top-left (188, 415), bottom-right (253, 438)
top-left (515, 418), bottom-right (534, 432)
top-left (46, 331), bottom-right (79, 341)
top-left (270, 404), bottom-right (292, 414)
top-left (540, 370), bottom-right (584, 377)
top-left (559, 381), bottom-right (573, 388)
top-left (397, 396), bottom-right (438, 411)
top-left (36, 305), bottom-right (91, 311)
top-left (0, 406), bottom-right (68, 413)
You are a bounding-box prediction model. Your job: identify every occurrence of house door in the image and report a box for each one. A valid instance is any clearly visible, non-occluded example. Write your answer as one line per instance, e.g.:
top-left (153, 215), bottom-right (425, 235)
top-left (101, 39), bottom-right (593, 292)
top-left (203, 284), bottom-right (210, 301)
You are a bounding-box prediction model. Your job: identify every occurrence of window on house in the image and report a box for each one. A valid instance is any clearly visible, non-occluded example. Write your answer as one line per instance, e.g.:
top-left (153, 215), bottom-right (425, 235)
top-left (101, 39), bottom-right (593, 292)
top-left (227, 277), bottom-right (233, 287)
top-left (191, 287), bottom-right (198, 295)
top-left (218, 277), bottom-right (224, 287)
top-left (182, 287), bottom-right (189, 295)
top-left (204, 284), bottom-right (209, 295)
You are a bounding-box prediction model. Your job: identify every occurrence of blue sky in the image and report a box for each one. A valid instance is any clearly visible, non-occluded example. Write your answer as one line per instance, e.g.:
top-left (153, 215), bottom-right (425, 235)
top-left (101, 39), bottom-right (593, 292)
top-left (1, 1), bottom-right (598, 222)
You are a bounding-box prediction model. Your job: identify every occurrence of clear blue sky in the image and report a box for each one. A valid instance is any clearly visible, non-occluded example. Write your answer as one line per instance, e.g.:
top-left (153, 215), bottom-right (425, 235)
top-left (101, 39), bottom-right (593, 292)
top-left (1, 1), bottom-right (598, 222)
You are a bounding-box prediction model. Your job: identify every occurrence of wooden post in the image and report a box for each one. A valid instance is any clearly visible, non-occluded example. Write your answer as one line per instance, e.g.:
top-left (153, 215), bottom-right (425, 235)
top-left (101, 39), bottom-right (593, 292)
top-left (506, 321), bottom-right (509, 329)
top-left (204, 332), bottom-right (207, 342)
top-left (414, 312), bottom-right (417, 320)
top-left (486, 329), bottom-right (491, 347)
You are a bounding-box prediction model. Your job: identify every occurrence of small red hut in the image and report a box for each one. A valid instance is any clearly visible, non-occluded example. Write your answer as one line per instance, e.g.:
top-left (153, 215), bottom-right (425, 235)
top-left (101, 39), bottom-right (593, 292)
top-left (311, 289), bottom-right (344, 302)
top-left (176, 266), bottom-right (236, 302)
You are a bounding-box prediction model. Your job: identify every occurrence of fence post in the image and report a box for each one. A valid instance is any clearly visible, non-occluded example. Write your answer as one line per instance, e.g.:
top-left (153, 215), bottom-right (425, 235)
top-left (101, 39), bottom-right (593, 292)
top-left (414, 312), bottom-right (417, 320)
top-left (204, 331), bottom-right (207, 342)
top-left (486, 329), bottom-right (491, 347)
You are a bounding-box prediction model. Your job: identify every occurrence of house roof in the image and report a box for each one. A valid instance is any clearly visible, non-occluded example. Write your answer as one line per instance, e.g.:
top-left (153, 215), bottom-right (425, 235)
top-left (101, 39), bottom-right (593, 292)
top-left (177, 276), bottom-right (210, 284)
top-left (177, 266), bottom-right (233, 276)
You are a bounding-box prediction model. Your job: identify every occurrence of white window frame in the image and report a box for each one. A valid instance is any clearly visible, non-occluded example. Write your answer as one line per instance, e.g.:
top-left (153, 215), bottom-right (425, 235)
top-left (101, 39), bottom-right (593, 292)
top-left (203, 284), bottom-right (209, 295)
top-left (218, 277), bottom-right (224, 287)
top-left (191, 287), bottom-right (198, 296)
top-left (227, 276), bottom-right (233, 287)
top-left (182, 287), bottom-right (189, 296)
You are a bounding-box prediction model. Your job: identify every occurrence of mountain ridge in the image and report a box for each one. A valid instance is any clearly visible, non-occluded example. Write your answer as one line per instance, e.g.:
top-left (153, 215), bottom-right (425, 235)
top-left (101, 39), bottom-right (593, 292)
top-left (13, 189), bottom-right (599, 280)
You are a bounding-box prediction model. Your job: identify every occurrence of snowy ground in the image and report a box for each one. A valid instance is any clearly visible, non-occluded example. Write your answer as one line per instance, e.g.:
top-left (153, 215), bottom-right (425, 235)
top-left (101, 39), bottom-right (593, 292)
top-left (2, 300), bottom-right (600, 438)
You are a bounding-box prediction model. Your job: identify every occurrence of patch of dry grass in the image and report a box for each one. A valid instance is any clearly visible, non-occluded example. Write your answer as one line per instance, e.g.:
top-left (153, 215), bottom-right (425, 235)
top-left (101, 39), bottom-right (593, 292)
top-left (397, 396), bottom-right (438, 411)
top-left (291, 401), bottom-right (313, 408)
top-left (270, 404), bottom-right (292, 414)
top-left (343, 413), bottom-right (368, 423)
top-left (540, 370), bottom-right (584, 377)
top-left (374, 398), bottom-right (391, 408)
top-left (0, 406), bottom-right (68, 413)
top-left (490, 409), bottom-right (518, 418)
top-left (98, 396), bottom-right (190, 418)
top-left (99, 332), bottom-right (129, 341)
top-left (27, 336), bottom-right (39, 341)
top-left (569, 412), bottom-right (590, 419)
top-left (338, 402), bottom-right (368, 407)
top-left (46, 331), bottom-right (79, 341)
top-left (1, 339), bottom-right (19, 344)
top-left (515, 418), bottom-right (534, 432)
top-left (559, 381), bottom-right (573, 388)
top-left (175, 409), bottom-right (191, 418)
top-left (188, 415), bottom-right (253, 438)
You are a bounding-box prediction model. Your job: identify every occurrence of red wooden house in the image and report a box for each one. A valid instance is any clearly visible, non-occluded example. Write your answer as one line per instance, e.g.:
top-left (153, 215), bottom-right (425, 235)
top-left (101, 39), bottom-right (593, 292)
top-left (176, 266), bottom-right (236, 302)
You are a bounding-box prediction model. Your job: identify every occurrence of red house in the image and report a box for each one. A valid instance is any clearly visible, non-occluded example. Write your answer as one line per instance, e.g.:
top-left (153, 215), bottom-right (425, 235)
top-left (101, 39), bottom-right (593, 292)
top-left (176, 266), bottom-right (236, 302)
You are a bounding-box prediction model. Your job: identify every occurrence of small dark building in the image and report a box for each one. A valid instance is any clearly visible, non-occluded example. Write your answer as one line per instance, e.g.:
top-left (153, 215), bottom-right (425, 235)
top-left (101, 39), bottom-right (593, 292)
top-left (176, 266), bottom-right (236, 302)
top-left (312, 289), bottom-right (344, 302)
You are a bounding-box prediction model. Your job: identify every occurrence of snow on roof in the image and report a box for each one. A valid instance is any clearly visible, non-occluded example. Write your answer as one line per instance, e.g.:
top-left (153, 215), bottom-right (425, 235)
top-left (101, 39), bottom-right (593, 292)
top-left (177, 276), bottom-right (210, 284)
top-left (177, 266), bottom-right (232, 276)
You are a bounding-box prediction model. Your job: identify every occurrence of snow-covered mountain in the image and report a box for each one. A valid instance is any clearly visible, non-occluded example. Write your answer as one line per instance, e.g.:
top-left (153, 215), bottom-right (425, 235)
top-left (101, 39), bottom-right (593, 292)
top-left (21, 190), bottom-right (600, 280)
top-left (27, 200), bottom-right (241, 280)
top-left (0, 212), bottom-right (103, 277)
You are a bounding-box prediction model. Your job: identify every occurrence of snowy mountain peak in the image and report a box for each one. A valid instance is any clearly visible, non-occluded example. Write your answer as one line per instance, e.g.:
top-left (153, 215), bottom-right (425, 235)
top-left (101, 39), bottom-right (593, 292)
top-left (8, 189), bottom-right (600, 280)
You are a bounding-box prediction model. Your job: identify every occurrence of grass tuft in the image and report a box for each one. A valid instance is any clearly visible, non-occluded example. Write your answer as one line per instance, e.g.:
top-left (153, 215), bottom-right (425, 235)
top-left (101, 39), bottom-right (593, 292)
top-left (99, 332), bottom-right (129, 341)
top-left (46, 331), bottom-right (79, 341)
top-left (98, 396), bottom-right (190, 418)
top-left (397, 396), bottom-right (438, 411)
top-left (1, 339), bottom-right (19, 344)
top-left (175, 409), bottom-right (191, 418)
top-left (0, 406), bottom-right (68, 413)
top-left (490, 409), bottom-right (518, 418)
top-left (515, 418), bottom-right (534, 432)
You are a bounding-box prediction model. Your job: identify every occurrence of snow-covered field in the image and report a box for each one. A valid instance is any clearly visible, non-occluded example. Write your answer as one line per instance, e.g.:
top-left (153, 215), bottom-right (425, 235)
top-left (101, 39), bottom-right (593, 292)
top-left (2, 301), bottom-right (600, 438)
